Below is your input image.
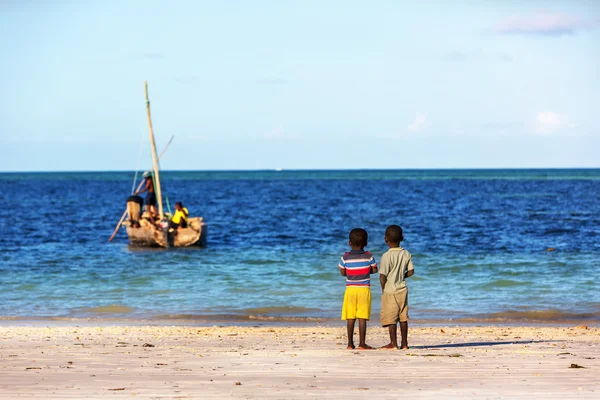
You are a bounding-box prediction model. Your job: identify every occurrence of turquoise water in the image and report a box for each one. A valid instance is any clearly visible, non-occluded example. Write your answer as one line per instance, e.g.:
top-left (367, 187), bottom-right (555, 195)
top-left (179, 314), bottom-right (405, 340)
top-left (0, 169), bottom-right (599, 323)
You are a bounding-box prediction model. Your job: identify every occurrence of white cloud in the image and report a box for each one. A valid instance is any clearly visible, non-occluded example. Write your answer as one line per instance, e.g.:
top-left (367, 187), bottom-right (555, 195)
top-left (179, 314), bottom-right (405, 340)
top-left (535, 111), bottom-right (571, 134)
top-left (494, 13), bottom-right (598, 36)
top-left (408, 114), bottom-right (427, 132)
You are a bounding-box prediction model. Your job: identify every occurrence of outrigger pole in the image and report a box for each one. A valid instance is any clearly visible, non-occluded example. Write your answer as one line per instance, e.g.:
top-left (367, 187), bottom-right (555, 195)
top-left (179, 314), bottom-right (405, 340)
top-left (144, 81), bottom-right (164, 220)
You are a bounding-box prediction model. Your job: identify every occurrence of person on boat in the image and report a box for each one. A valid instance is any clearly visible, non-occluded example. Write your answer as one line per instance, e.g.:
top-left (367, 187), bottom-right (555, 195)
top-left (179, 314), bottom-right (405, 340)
top-left (169, 202), bottom-right (189, 231)
top-left (135, 171), bottom-right (158, 220)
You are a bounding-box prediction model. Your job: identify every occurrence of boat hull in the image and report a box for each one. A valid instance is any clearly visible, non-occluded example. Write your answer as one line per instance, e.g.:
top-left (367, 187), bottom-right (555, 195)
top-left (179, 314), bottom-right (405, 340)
top-left (126, 218), bottom-right (207, 248)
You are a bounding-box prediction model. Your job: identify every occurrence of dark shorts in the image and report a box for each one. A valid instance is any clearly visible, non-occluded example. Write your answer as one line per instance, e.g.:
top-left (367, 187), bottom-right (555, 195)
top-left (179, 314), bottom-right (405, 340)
top-left (169, 219), bottom-right (188, 230)
top-left (145, 192), bottom-right (157, 206)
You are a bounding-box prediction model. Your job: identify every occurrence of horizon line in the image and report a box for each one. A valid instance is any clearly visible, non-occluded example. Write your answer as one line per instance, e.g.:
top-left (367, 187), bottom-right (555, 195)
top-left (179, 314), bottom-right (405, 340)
top-left (2, 167), bottom-right (600, 174)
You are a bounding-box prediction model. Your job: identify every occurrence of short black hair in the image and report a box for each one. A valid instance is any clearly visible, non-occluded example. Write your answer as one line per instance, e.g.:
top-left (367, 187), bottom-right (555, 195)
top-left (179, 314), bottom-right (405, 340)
top-left (175, 201), bottom-right (183, 208)
top-left (385, 225), bottom-right (404, 243)
top-left (349, 228), bottom-right (368, 248)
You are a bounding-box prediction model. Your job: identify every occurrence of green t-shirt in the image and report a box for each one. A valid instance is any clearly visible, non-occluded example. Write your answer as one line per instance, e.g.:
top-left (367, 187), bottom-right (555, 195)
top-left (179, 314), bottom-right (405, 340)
top-left (379, 247), bottom-right (414, 294)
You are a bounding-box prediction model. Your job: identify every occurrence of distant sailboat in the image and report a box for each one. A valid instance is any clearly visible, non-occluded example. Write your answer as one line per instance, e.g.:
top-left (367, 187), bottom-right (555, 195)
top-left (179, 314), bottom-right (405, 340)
top-left (119, 82), bottom-right (207, 248)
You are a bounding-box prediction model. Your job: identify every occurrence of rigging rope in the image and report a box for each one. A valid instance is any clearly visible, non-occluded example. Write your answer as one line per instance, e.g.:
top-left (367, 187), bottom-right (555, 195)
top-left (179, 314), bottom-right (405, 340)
top-left (157, 157), bottom-right (172, 216)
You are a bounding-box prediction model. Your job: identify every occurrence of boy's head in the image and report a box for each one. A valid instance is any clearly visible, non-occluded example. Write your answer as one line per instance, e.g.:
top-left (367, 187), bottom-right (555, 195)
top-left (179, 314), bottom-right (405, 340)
top-left (384, 225), bottom-right (404, 247)
top-left (175, 201), bottom-right (183, 210)
top-left (348, 228), bottom-right (368, 249)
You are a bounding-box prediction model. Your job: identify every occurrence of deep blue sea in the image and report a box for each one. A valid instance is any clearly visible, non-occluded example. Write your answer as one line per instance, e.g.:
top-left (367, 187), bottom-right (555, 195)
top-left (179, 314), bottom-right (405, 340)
top-left (0, 169), bottom-right (599, 324)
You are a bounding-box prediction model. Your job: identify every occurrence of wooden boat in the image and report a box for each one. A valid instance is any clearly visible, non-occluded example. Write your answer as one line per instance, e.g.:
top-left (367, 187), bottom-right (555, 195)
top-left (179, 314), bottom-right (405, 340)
top-left (117, 82), bottom-right (207, 248)
top-left (125, 213), bottom-right (207, 248)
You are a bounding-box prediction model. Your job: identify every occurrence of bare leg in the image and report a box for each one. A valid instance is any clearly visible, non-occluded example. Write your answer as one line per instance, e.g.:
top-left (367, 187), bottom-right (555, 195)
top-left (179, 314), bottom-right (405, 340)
top-left (346, 319), bottom-right (355, 349)
top-left (357, 319), bottom-right (373, 349)
top-left (149, 206), bottom-right (160, 224)
top-left (400, 321), bottom-right (409, 349)
top-left (144, 205), bottom-right (155, 220)
top-left (380, 324), bottom-right (398, 349)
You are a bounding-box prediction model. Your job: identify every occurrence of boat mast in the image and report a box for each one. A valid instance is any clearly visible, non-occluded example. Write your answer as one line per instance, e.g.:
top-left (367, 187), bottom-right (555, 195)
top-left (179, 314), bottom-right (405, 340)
top-left (144, 81), bottom-right (164, 220)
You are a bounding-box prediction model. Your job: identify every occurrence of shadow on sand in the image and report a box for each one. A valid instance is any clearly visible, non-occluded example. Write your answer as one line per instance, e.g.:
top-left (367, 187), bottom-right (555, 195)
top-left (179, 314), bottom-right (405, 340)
top-left (410, 339), bottom-right (558, 350)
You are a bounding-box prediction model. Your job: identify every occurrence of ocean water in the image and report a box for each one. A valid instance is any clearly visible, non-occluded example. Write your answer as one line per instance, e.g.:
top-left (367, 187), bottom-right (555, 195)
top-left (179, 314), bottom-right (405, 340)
top-left (0, 169), bottom-right (599, 324)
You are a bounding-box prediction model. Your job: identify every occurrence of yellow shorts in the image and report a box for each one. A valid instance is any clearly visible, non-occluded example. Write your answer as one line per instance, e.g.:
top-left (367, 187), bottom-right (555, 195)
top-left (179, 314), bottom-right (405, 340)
top-left (380, 288), bottom-right (409, 326)
top-left (341, 286), bottom-right (372, 320)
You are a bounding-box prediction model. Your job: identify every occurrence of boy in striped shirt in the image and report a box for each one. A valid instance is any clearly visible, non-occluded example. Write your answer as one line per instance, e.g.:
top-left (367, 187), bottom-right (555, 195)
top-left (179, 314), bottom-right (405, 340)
top-left (338, 228), bottom-right (378, 350)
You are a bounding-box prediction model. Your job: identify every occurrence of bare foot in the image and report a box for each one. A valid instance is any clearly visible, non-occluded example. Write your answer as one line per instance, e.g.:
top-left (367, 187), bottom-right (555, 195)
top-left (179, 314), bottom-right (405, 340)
top-left (347, 345), bottom-right (355, 350)
top-left (357, 344), bottom-right (374, 350)
top-left (400, 345), bottom-right (409, 350)
top-left (380, 343), bottom-right (398, 350)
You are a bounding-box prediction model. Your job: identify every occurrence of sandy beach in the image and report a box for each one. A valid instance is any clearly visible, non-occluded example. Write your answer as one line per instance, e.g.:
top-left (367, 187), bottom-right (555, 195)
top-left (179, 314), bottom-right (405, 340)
top-left (0, 324), bottom-right (598, 399)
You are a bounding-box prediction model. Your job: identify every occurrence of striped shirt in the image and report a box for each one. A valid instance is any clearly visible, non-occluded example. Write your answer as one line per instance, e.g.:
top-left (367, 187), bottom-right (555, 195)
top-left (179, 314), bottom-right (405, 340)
top-left (338, 250), bottom-right (378, 287)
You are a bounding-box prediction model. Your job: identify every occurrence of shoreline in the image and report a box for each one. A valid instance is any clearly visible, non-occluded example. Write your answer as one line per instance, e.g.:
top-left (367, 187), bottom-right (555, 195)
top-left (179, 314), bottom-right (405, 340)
top-left (1, 314), bottom-right (598, 328)
top-left (1, 324), bottom-right (598, 399)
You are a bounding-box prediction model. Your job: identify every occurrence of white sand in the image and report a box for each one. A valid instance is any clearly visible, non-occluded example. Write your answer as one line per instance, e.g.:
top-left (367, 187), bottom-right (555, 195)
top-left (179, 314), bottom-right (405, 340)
top-left (0, 324), bottom-right (598, 399)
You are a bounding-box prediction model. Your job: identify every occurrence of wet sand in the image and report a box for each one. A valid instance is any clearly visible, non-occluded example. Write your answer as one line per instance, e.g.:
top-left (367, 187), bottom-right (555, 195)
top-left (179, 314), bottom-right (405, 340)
top-left (0, 324), bottom-right (598, 399)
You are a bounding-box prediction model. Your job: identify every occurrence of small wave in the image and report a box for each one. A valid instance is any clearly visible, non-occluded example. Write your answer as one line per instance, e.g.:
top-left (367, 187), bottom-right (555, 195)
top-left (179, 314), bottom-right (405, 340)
top-left (310, 272), bottom-right (338, 280)
top-left (150, 289), bottom-right (173, 295)
top-left (247, 315), bottom-right (325, 322)
top-left (241, 259), bottom-right (281, 265)
top-left (485, 309), bottom-right (598, 322)
top-left (244, 306), bottom-right (321, 315)
top-left (128, 277), bottom-right (153, 285)
top-left (480, 279), bottom-right (531, 289)
top-left (15, 283), bottom-right (38, 291)
top-left (81, 305), bottom-right (135, 314)
top-left (275, 234), bottom-right (296, 240)
top-left (229, 287), bottom-right (258, 293)
top-left (543, 228), bottom-right (576, 235)
top-left (153, 312), bottom-right (332, 323)
top-left (441, 265), bottom-right (463, 273)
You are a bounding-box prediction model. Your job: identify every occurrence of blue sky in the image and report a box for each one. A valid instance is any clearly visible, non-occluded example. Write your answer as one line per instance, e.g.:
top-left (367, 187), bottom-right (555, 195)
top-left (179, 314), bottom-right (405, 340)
top-left (1, 0), bottom-right (599, 171)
